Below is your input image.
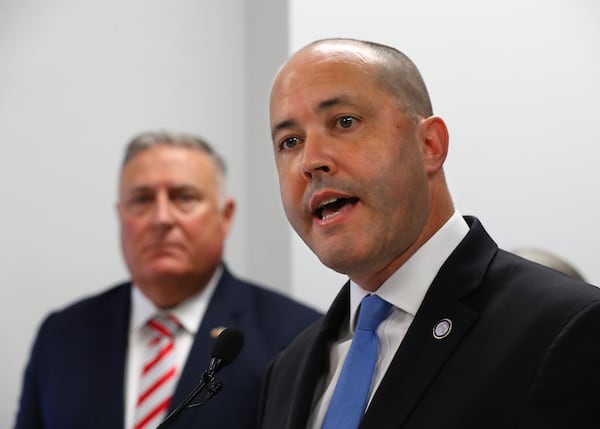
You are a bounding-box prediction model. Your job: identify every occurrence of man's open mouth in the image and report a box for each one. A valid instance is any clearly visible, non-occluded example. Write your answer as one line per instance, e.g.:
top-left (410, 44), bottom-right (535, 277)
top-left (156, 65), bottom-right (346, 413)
top-left (314, 197), bottom-right (359, 220)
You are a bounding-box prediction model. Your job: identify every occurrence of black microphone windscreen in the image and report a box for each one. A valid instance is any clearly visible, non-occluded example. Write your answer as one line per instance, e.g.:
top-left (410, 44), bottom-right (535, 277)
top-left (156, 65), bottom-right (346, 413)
top-left (211, 328), bottom-right (244, 366)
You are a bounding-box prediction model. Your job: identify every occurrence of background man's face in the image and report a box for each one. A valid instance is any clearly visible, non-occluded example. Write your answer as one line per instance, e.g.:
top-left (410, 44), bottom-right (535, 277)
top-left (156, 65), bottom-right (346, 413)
top-left (118, 144), bottom-right (233, 291)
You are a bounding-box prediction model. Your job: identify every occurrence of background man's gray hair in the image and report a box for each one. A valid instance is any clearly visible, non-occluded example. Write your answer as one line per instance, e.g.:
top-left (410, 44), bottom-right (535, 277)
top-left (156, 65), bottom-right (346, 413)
top-left (122, 130), bottom-right (227, 177)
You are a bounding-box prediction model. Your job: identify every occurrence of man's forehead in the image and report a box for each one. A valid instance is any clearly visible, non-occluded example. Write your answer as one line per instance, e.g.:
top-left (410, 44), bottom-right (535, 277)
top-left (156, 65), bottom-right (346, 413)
top-left (273, 43), bottom-right (380, 98)
top-left (279, 42), bottom-right (376, 75)
top-left (272, 53), bottom-right (382, 109)
top-left (124, 143), bottom-right (204, 164)
top-left (305, 41), bottom-right (378, 61)
top-left (124, 182), bottom-right (197, 192)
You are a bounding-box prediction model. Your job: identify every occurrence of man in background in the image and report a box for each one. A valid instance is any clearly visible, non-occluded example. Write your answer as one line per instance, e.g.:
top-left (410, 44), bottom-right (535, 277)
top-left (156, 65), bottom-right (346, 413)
top-left (14, 131), bottom-right (320, 429)
top-left (258, 38), bottom-right (600, 428)
top-left (512, 247), bottom-right (586, 281)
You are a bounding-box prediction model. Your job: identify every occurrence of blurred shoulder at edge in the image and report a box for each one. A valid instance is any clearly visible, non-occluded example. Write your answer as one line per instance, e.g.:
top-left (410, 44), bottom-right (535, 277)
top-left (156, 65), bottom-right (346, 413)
top-left (511, 247), bottom-right (586, 282)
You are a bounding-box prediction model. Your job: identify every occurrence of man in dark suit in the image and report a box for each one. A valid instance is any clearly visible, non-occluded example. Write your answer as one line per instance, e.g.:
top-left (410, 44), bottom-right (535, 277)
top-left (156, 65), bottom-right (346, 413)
top-left (14, 131), bottom-right (320, 429)
top-left (259, 38), bottom-right (600, 428)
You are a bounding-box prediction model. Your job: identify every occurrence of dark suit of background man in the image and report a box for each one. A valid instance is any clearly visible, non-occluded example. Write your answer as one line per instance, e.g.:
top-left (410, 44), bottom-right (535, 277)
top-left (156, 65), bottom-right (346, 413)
top-left (258, 38), bottom-right (600, 429)
top-left (14, 131), bottom-right (320, 429)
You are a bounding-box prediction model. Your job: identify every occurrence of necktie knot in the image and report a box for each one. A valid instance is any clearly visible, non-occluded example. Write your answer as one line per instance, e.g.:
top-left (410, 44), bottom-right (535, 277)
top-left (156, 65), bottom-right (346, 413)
top-left (356, 294), bottom-right (391, 332)
top-left (148, 314), bottom-right (180, 339)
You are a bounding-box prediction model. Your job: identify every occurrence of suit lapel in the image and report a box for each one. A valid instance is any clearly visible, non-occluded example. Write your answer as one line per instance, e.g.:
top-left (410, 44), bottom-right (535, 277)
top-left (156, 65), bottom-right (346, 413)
top-left (361, 217), bottom-right (498, 428)
top-left (170, 266), bottom-right (245, 410)
top-left (361, 292), bottom-right (478, 428)
top-left (286, 284), bottom-right (351, 429)
top-left (88, 284), bottom-right (130, 428)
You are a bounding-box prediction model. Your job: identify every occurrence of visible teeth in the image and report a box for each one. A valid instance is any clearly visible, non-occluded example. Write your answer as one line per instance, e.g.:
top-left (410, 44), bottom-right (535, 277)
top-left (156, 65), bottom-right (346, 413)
top-left (318, 197), bottom-right (339, 209)
top-left (322, 211), bottom-right (340, 220)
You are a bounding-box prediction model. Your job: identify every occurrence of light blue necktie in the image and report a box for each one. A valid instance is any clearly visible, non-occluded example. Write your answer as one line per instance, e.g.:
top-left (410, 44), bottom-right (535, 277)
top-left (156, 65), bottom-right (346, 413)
top-left (321, 294), bottom-right (392, 429)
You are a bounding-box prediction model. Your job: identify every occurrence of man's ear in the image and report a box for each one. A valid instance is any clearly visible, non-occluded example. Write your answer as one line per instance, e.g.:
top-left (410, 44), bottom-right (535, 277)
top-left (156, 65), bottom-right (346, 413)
top-left (418, 116), bottom-right (449, 175)
top-left (221, 198), bottom-right (236, 235)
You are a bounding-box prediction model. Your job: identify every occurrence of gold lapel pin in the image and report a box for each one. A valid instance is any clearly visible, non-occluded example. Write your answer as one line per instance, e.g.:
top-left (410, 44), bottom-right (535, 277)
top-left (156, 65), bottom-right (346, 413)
top-left (210, 326), bottom-right (227, 338)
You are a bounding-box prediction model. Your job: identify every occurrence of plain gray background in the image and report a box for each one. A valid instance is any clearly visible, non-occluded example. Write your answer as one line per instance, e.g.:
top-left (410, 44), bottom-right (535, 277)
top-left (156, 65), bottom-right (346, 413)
top-left (1, 0), bottom-right (598, 426)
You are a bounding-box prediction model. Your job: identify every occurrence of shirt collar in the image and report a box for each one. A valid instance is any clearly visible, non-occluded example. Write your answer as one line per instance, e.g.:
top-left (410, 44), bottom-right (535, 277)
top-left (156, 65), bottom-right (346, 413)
top-left (131, 265), bottom-right (223, 335)
top-left (349, 211), bottom-right (469, 327)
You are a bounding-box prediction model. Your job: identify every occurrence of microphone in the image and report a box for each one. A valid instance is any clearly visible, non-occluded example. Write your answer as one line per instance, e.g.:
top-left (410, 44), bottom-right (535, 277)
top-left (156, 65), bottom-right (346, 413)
top-left (157, 328), bottom-right (244, 428)
top-left (208, 327), bottom-right (244, 375)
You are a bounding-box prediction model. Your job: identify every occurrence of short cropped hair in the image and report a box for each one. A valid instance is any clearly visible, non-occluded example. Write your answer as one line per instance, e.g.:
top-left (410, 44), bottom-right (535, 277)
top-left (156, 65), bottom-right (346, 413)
top-left (308, 38), bottom-right (434, 119)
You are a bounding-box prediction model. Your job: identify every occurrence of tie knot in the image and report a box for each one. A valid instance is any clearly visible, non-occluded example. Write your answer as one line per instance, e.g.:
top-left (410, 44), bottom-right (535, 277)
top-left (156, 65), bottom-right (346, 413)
top-left (356, 295), bottom-right (391, 331)
top-left (148, 313), bottom-right (180, 338)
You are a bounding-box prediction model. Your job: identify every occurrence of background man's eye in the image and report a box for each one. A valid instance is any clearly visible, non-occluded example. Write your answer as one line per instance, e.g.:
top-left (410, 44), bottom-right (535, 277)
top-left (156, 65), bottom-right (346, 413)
top-left (131, 195), bottom-right (152, 205)
top-left (339, 116), bottom-right (354, 128)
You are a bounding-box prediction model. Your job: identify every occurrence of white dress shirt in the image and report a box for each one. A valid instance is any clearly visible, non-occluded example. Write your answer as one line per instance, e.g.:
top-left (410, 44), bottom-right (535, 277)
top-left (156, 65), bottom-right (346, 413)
top-left (307, 212), bottom-right (469, 429)
top-left (123, 265), bottom-right (222, 429)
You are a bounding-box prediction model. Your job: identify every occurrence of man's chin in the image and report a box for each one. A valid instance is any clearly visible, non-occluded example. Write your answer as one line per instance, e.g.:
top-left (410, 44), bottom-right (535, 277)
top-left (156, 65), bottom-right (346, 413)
top-left (315, 249), bottom-right (354, 275)
top-left (144, 262), bottom-right (190, 280)
top-left (145, 252), bottom-right (185, 266)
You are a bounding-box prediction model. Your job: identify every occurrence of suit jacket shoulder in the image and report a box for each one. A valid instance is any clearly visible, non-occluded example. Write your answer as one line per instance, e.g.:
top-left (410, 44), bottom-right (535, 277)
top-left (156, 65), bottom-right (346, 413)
top-left (16, 267), bottom-right (321, 429)
top-left (15, 282), bottom-right (131, 429)
top-left (258, 217), bottom-right (600, 429)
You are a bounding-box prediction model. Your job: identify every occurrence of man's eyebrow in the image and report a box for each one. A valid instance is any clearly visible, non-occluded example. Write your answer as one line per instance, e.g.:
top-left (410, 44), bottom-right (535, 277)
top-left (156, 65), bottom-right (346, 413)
top-left (126, 185), bottom-right (153, 193)
top-left (271, 96), bottom-right (354, 139)
top-left (316, 96), bottom-right (346, 112)
top-left (170, 184), bottom-right (199, 192)
top-left (271, 119), bottom-right (298, 140)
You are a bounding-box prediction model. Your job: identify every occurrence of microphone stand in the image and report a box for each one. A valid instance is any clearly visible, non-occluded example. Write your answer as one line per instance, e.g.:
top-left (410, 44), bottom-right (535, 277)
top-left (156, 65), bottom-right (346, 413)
top-left (155, 328), bottom-right (243, 428)
top-left (156, 369), bottom-right (219, 428)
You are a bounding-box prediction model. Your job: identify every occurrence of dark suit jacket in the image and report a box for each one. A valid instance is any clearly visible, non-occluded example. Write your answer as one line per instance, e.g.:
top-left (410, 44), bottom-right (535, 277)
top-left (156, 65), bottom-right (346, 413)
top-left (14, 265), bottom-right (321, 429)
top-left (258, 217), bottom-right (600, 428)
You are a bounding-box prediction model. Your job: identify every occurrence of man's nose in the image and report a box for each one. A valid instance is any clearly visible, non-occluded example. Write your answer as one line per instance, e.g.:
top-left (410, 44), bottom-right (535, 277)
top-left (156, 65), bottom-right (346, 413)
top-left (301, 134), bottom-right (335, 179)
top-left (151, 194), bottom-right (175, 226)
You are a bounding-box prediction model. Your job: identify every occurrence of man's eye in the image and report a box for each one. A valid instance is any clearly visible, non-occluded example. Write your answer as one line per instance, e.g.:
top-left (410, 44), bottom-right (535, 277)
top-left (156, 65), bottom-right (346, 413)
top-left (172, 192), bottom-right (200, 212)
top-left (176, 194), bottom-right (195, 202)
top-left (338, 116), bottom-right (356, 129)
top-left (130, 195), bottom-right (152, 205)
top-left (123, 194), bottom-right (153, 214)
top-left (280, 136), bottom-right (299, 150)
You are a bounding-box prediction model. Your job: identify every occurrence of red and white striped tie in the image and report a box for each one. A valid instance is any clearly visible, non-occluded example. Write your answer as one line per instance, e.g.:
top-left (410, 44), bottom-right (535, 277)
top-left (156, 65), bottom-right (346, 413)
top-left (134, 314), bottom-right (180, 429)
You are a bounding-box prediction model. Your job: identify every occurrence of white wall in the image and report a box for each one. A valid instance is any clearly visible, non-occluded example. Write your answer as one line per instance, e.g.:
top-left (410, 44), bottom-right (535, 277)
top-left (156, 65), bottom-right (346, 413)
top-left (287, 0), bottom-right (600, 311)
top-left (0, 0), bottom-right (291, 425)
